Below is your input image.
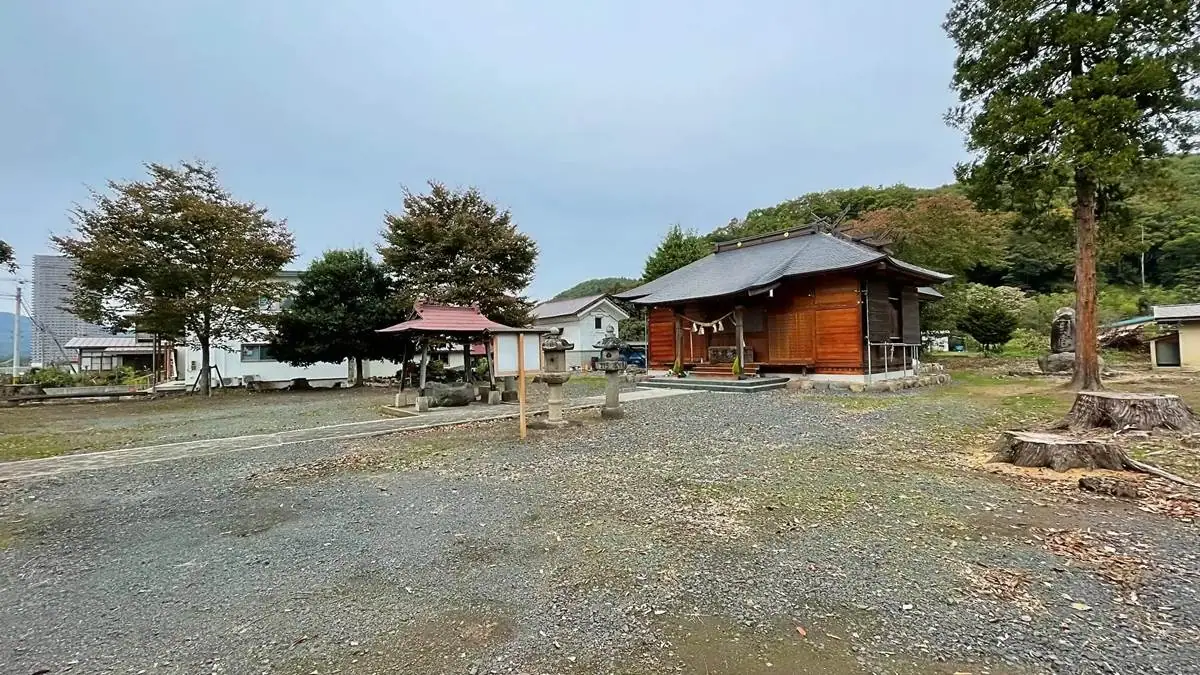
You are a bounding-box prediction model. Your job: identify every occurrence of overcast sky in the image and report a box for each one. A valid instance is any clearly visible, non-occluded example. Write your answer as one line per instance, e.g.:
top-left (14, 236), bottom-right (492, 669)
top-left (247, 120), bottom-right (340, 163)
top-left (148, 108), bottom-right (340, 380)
top-left (1, 1), bottom-right (965, 299)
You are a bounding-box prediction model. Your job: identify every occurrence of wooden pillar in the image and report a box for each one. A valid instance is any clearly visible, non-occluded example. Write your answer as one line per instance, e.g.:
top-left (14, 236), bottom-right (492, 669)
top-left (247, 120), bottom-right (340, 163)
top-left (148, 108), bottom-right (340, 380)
top-left (486, 337), bottom-right (496, 389)
top-left (734, 305), bottom-right (745, 379)
top-left (462, 340), bottom-right (472, 384)
top-left (417, 340), bottom-right (430, 393)
top-left (397, 342), bottom-right (409, 391)
top-left (673, 313), bottom-right (683, 370)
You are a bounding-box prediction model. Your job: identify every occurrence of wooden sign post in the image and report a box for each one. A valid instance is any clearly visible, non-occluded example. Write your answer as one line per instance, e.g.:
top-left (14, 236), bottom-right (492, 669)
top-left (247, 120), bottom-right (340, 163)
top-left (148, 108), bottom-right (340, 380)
top-left (517, 333), bottom-right (527, 439)
top-left (491, 329), bottom-right (541, 440)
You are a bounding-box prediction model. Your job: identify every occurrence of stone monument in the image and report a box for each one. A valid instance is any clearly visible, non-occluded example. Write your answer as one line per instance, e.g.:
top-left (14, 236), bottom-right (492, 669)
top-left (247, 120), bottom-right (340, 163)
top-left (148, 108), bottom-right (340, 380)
top-left (1038, 306), bottom-right (1101, 374)
top-left (593, 326), bottom-right (627, 420)
top-left (533, 328), bottom-right (574, 428)
top-left (1050, 307), bottom-right (1075, 354)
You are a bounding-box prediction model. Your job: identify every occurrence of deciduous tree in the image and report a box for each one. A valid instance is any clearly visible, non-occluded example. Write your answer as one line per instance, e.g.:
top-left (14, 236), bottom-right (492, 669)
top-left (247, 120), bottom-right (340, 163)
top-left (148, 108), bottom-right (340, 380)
top-left (845, 194), bottom-right (1012, 278)
top-left (54, 161), bottom-right (295, 395)
top-left (272, 249), bottom-right (409, 386)
top-left (379, 182), bottom-right (537, 327)
top-left (945, 0), bottom-right (1200, 389)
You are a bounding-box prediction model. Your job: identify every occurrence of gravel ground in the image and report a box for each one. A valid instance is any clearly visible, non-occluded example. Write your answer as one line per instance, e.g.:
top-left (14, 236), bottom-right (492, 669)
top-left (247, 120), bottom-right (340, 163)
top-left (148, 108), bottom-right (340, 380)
top-left (1, 387), bottom-right (1198, 674)
top-left (0, 379), bottom-right (613, 461)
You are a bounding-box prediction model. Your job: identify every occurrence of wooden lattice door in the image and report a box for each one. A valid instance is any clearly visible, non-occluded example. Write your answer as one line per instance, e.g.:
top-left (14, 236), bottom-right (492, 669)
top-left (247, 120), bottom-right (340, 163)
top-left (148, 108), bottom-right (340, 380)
top-left (767, 291), bottom-right (815, 363)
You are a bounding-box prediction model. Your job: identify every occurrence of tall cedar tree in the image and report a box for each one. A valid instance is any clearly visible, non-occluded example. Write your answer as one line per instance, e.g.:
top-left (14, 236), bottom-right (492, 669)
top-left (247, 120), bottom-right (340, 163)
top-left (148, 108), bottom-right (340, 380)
top-left (271, 249), bottom-right (410, 386)
top-left (55, 161), bottom-right (295, 395)
top-left (642, 225), bottom-right (711, 282)
top-left (0, 241), bottom-right (15, 272)
top-left (945, 0), bottom-right (1200, 389)
top-left (379, 182), bottom-right (537, 327)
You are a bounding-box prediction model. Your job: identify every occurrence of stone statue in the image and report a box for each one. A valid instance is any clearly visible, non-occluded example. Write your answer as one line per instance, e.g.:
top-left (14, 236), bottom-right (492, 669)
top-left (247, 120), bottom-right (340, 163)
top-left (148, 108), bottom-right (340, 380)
top-left (1050, 307), bottom-right (1075, 354)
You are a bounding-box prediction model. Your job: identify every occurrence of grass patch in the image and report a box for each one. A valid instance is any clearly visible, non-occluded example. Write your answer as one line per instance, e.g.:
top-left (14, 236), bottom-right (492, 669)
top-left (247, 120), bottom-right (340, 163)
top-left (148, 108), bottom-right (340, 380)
top-left (0, 433), bottom-right (77, 462)
top-left (998, 393), bottom-right (1066, 418)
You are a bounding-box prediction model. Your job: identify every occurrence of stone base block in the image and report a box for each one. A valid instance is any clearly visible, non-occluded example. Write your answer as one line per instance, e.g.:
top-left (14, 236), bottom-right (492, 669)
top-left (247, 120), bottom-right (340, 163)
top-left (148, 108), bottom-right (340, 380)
top-left (600, 406), bottom-right (624, 420)
top-left (485, 390), bottom-right (502, 404)
top-left (415, 396), bottom-right (432, 412)
top-left (501, 390), bottom-right (519, 402)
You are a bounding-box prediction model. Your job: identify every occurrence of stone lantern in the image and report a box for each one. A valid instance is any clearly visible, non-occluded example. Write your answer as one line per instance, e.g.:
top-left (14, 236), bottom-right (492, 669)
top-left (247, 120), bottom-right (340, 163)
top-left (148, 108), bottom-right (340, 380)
top-left (539, 328), bottom-right (574, 427)
top-left (593, 325), bottom-right (627, 419)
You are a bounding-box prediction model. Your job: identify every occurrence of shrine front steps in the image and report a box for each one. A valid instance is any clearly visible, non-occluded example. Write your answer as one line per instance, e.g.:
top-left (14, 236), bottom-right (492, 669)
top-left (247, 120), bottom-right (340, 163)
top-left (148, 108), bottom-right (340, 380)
top-left (639, 376), bottom-right (790, 394)
top-left (686, 363), bottom-right (761, 379)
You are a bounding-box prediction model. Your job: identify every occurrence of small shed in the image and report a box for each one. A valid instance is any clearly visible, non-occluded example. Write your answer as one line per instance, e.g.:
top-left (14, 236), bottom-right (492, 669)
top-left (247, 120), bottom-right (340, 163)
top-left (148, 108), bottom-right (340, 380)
top-left (1151, 303), bottom-right (1200, 370)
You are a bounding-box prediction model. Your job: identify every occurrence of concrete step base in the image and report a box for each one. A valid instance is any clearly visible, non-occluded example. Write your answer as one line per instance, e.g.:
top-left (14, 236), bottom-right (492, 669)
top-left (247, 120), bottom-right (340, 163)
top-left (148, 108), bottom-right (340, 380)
top-left (639, 376), bottom-right (789, 394)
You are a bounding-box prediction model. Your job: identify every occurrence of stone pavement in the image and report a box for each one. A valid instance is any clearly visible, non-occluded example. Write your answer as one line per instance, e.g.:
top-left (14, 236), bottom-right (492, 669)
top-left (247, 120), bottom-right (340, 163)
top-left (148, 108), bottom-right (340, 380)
top-left (0, 388), bottom-right (695, 482)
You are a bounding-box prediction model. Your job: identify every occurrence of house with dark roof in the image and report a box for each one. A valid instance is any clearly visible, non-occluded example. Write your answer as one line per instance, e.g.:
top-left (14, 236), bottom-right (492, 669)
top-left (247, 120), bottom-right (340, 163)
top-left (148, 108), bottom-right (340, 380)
top-left (531, 294), bottom-right (630, 368)
top-left (616, 226), bottom-right (950, 382)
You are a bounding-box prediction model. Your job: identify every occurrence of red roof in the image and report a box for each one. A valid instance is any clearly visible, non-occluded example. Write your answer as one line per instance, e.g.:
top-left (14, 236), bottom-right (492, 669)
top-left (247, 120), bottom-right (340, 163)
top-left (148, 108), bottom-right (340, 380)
top-left (376, 301), bottom-right (520, 335)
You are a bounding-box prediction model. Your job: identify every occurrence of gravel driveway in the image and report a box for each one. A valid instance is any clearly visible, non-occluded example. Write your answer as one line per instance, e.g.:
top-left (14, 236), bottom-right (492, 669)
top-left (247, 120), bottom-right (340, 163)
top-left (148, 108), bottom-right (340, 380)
top-left (1, 388), bottom-right (1197, 674)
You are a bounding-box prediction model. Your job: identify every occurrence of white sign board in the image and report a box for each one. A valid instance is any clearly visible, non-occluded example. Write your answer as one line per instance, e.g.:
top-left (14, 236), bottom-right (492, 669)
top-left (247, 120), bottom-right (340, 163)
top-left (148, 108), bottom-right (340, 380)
top-left (492, 332), bottom-right (543, 376)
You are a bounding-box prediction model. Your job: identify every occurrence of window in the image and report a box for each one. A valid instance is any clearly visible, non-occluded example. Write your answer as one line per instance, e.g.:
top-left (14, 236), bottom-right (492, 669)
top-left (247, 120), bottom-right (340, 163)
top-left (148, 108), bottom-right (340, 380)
top-left (594, 317), bottom-right (603, 329)
top-left (240, 343), bottom-right (276, 362)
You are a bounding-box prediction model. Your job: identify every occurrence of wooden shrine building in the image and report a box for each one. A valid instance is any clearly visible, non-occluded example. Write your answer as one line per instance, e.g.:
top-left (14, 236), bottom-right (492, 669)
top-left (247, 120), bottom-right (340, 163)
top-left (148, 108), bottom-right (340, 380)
top-left (616, 226), bottom-right (951, 382)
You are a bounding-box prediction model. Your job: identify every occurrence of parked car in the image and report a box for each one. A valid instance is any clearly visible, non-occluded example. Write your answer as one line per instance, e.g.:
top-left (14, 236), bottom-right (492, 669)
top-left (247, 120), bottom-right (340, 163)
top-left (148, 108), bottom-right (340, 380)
top-left (621, 346), bottom-right (646, 369)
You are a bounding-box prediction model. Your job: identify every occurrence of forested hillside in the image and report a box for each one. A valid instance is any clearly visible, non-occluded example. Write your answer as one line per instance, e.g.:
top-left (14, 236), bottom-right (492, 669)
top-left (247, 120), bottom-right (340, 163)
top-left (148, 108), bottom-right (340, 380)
top-left (631, 154), bottom-right (1200, 335)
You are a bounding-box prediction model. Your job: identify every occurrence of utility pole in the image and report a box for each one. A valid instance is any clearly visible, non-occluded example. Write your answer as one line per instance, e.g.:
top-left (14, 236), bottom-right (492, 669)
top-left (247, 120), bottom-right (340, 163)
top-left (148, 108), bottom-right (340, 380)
top-left (11, 284), bottom-right (20, 379)
top-left (1140, 221), bottom-right (1147, 288)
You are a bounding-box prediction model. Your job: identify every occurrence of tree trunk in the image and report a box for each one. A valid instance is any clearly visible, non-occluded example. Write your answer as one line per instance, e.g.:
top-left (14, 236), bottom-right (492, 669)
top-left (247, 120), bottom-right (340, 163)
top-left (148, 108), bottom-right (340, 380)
top-left (198, 335), bottom-right (211, 396)
top-left (991, 431), bottom-right (1126, 471)
top-left (1070, 173), bottom-right (1102, 390)
top-left (354, 357), bottom-right (364, 387)
top-left (1059, 391), bottom-right (1200, 432)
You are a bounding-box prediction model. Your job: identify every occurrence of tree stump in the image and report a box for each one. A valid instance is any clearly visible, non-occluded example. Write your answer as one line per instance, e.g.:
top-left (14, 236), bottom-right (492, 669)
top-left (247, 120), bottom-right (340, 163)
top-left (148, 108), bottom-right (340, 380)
top-left (990, 431), bottom-right (1126, 472)
top-left (1060, 392), bottom-right (1200, 432)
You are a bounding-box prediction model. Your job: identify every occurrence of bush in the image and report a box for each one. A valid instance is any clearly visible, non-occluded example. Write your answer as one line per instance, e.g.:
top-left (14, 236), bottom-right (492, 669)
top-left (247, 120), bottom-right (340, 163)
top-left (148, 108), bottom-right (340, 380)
top-left (473, 357), bottom-right (491, 380)
top-left (1002, 328), bottom-right (1045, 356)
top-left (29, 367), bottom-right (78, 388)
top-left (959, 305), bottom-right (1018, 353)
top-left (925, 282), bottom-right (1031, 332)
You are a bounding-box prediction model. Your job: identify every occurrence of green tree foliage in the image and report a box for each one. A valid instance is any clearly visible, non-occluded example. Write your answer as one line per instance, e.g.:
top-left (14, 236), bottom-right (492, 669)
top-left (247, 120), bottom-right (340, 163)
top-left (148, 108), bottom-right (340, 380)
top-left (642, 225), bottom-right (711, 282)
top-left (551, 277), bottom-right (640, 300)
top-left (845, 194), bottom-right (1012, 278)
top-left (271, 249), bottom-right (409, 386)
top-left (380, 182), bottom-right (538, 327)
top-left (54, 161), bottom-right (295, 395)
top-left (945, 0), bottom-right (1200, 388)
top-left (959, 304), bottom-right (1019, 353)
top-left (923, 282), bottom-right (1031, 332)
top-left (715, 185), bottom-right (945, 241)
top-left (0, 240), bottom-right (15, 273)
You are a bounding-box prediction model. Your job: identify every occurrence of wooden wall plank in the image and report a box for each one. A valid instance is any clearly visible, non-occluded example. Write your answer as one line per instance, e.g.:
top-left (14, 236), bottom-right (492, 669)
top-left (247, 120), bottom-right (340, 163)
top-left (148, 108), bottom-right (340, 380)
top-left (902, 287), bottom-right (920, 344)
top-left (648, 307), bottom-right (676, 366)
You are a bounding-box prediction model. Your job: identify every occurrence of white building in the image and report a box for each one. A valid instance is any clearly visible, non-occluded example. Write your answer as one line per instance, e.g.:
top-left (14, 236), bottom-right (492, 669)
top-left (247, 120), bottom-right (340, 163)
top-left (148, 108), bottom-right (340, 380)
top-left (531, 294), bottom-right (630, 369)
top-left (176, 271), bottom-right (350, 390)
